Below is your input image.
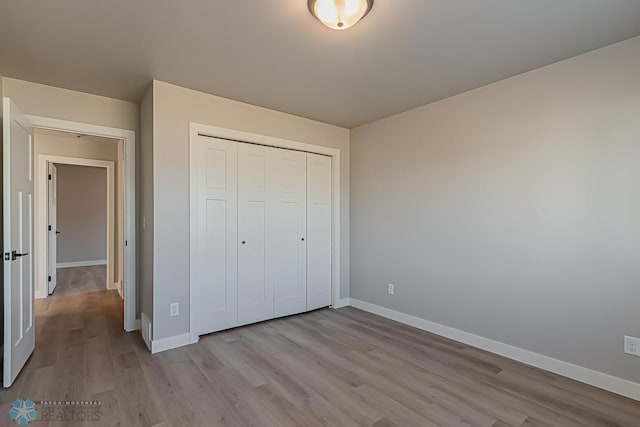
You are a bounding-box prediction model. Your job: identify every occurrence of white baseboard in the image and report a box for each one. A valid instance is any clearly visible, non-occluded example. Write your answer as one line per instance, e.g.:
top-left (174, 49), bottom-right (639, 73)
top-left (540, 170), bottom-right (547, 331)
top-left (141, 313), bottom-right (152, 351)
top-left (333, 298), bottom-right (351, 309)
top-left (189, 333), bottom-right (200, 345)
top-left (57, 260), bottom-right (107, 269)
top-left (348, 298), bottom-right (640, 401)
top-left (151, 333), bottom-right (191, 354)
top-left (108, 281), bottom-right (121, 292)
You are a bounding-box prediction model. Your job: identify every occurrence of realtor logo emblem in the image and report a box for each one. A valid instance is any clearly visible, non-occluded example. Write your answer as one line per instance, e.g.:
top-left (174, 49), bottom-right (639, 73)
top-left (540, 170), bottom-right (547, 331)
top-left (9, 399), bottom-right (38, 425)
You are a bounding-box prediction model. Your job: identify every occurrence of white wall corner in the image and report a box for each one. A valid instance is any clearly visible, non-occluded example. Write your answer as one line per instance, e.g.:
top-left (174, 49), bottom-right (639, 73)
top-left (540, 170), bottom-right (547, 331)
top-left (116, 281), bottom-right (123, 298)
top-left (141, 313), bottom-right (152, 352)
top-left (333, 298), bottom-right (351, 309)
top-left (150, 333), bottom-right (191, 354)
top-left (189, 333), bottom-right (200, 345)
top-left (348, 298), bottom-right (640, 402)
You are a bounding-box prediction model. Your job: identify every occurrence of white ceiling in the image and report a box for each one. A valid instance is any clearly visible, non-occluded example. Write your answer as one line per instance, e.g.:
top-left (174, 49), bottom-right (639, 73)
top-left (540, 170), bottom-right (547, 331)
top-left (2, 1), bottom-right (640, 128)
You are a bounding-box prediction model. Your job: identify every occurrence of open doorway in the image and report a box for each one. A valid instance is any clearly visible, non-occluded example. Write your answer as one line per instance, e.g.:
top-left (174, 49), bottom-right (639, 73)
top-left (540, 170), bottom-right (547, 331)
top-left (2, 101), bottom-right (137, 387)
top-left (34, 129), bottom-right (128, 328)
top-left (47, 162), bottom-right (114, 297)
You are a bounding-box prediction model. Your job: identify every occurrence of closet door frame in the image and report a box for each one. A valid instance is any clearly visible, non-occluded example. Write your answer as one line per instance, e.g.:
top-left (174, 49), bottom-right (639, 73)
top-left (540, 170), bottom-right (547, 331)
top-left (189, 123), bottom-right (342, 345)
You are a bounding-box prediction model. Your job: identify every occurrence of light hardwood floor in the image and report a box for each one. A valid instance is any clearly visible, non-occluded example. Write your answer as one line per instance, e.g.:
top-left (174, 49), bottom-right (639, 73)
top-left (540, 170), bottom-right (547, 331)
top-left (1, 273), bottom-right (639, 426)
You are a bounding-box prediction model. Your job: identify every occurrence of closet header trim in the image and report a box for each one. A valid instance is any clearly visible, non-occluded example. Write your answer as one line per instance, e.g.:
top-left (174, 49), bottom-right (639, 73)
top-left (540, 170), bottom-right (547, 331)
top-left (197, 133), bottom-right (332, 157)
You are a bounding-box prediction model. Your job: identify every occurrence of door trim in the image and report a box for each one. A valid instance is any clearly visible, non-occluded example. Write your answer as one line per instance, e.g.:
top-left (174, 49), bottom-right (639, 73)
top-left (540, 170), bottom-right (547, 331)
top-left (38, 156), bottom-right (115, 296)
top-left (188, 122), bottom-right (342, 344)
top-left (47, 163), bottom-right (58, 294)
top-left (27, 115), bottom-right (138, 332)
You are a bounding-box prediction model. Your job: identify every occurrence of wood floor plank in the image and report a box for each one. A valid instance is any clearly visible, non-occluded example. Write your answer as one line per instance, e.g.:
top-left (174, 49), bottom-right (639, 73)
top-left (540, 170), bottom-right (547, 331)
top-left (1, 267), bottom-right (638, 426)
top-left (302, 393), bottom-right (363, 427)
top-left (353, 383), bottom-right (439, 427)
top-left (372, 417), bottom-right (396, 427)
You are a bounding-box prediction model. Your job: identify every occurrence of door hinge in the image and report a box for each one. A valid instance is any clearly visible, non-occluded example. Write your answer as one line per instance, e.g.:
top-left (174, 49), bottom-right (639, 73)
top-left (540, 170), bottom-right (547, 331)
top-left (125, 240), bottom-right (128, 246)
top-left (48, 174), bottom-right (52, 180)
top-left (4, 252), bottom-right (10, 261)
top-left (48, 275), bottom-right (51, 282)
top-left (48, 225), bottom-right (52, 231)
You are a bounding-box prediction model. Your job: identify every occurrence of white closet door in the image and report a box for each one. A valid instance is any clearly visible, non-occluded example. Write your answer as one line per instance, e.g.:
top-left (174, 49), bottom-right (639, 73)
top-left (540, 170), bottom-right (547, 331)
top-left (191, 136), bottom-right (238, 336)
top-left (238, 143), bottom-right (274, 325)
top-left (307, 153), bottom-right (332, 311)
top-left (273, 149), bottom-right (307, 317)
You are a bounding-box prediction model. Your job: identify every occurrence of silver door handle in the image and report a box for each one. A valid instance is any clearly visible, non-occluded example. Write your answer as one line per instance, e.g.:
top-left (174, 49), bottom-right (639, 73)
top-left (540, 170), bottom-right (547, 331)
top-left (11, 251), bottom-right (29, 260)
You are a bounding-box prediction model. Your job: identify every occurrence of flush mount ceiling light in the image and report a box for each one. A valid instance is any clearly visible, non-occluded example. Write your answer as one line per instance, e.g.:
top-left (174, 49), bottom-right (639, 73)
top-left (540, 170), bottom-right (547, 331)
top-left (308, 0), bottom-right (374, 30)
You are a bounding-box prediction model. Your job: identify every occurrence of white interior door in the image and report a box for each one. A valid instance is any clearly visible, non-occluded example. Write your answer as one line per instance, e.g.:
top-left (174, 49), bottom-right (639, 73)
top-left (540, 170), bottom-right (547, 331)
top-left (238, 143), bottom-right (274, 326)
top-left (191, 136), bottom-right (238, 336)
top-left (3, 98), bottom-right (35, 388)
top-left (307, 153), bottom-right (332, 311)
top-left (273, 149), bottom-right (307, 317)
top-left (47, 163), bottom-right (58, 294)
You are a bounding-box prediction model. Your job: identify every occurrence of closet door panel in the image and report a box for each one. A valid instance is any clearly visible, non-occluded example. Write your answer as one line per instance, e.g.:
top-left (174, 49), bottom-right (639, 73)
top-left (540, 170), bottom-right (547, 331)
top-left (238, 144), bottom-right (274, 325)
top-left (192, 137), bottom-right (238, 336)
top-left (307, 153), bottom-right (332, 311)
top-left (273, 150), bottom-right (307, 317)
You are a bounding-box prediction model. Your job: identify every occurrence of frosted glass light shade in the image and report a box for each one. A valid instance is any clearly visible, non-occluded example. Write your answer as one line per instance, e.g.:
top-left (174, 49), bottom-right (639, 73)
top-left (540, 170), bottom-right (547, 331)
top-left (308, 0), bottom-right (374, 30)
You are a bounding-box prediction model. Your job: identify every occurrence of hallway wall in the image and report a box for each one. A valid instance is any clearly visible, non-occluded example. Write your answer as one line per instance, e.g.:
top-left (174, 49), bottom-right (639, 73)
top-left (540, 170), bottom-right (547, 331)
top-left (56, 164), bottom-right (108, 265)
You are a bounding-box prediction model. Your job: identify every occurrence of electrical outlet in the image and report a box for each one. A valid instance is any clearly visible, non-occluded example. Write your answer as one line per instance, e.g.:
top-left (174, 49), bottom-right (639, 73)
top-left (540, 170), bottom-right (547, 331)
top-left (387, 283), bottom-right (395, 296)
top-left (624, 336), bottom-right (640, 357)
top-left (170, 303), bottom-right (179, 317)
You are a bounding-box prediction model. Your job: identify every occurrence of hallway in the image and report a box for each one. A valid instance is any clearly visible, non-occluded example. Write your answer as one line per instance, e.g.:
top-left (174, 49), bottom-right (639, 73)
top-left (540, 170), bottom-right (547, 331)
top-left (0, 267), bottom-right (141, 425)
top-left (53, 266), bottom-right (109, 296)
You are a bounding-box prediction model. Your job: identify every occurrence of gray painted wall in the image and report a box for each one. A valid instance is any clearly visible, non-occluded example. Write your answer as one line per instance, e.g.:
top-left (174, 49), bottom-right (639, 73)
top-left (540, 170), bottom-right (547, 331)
top-left (151, 80), bottom-right (350, 340)
top-left (2, 78), bottom-right (139, 131)
top-left (350, 36), bottom-right (640, 383)
top-left (56, 164), bottom-right (107, 264)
